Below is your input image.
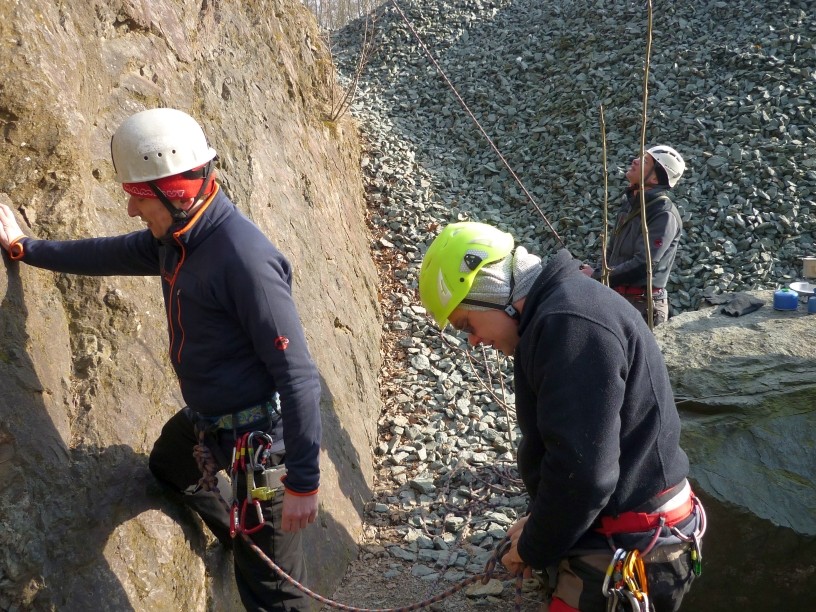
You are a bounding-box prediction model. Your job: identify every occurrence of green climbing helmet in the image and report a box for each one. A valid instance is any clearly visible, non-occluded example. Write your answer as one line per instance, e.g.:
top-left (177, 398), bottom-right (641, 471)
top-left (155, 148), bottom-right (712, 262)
top-left (418, 222), bottom-right (514, 327)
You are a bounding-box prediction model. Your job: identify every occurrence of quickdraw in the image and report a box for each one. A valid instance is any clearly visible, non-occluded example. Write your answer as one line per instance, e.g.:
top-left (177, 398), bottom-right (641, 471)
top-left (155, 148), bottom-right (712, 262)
top-left (602, 548), bottom-right (650, 612)
top-left (229, 430), bottom-right (281, 537)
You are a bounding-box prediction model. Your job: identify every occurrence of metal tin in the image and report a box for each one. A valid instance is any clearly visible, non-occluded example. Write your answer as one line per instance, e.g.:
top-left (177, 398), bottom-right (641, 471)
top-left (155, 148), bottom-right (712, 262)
top-left (803, 257), bottom-right (816, 279)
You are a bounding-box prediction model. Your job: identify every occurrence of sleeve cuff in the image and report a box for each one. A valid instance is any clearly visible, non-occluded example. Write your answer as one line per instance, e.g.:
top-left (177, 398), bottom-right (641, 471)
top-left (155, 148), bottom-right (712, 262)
top-left (8, 236), bottom-right (26, 261)
top-left (283, 486), bottom-right (319, 497)
top-left (281, 475), bottom-right (319, 496)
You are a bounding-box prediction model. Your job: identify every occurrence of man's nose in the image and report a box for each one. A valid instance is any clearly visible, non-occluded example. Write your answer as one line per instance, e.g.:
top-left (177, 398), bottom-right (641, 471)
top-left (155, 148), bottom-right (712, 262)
top-left (126, 197), bottom-right (138, 217)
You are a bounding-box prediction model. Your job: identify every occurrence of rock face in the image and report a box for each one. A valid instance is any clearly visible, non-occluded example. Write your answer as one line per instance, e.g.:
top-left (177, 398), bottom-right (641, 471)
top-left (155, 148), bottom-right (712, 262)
top-left (658, 293), bottom-right (815, 535)
top-left (0, 1), bottom-right (380, 610)
top-left (656, 293), bottom-right (816, 609)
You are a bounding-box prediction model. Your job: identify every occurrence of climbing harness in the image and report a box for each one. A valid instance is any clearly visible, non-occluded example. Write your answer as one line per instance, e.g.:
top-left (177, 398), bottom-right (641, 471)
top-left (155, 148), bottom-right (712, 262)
top-left (229, 430), bottom-right (284, 537)
top-left (600, 490), bottom-right (707, 611)
top-left (196, 396), bottom-right (281, 431)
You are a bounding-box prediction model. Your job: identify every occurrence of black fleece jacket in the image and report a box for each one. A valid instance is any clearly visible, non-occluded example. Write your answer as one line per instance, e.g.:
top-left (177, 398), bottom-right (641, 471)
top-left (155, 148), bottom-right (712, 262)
top-left (15, 186), bottom-right (322, 493)
top-left (515, 249), bottom-right (688, 569)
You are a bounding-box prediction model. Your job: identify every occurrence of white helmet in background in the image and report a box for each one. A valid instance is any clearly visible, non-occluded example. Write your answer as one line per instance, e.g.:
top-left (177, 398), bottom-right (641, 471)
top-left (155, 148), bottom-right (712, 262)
top-left (111, 108), bottom-right (217, 183)
top-left (647, 145), bottom-right (685, 188)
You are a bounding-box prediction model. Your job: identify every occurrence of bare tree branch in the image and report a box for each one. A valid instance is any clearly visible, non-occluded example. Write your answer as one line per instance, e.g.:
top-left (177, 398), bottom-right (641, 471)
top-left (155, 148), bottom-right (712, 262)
top-left (638, 0), bottom-right (656, 329)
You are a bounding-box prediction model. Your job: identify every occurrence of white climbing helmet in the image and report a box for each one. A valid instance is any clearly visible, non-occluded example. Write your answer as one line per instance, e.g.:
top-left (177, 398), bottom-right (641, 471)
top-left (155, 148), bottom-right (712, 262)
top-left (111, 108), bottom-right (217, 183)
top-left (647, 145), bottom-right (685, 187)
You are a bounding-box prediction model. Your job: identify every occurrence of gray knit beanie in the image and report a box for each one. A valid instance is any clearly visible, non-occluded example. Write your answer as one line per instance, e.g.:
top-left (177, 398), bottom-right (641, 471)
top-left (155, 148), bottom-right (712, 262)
top-left (461, 246), bottom-right (542, 311)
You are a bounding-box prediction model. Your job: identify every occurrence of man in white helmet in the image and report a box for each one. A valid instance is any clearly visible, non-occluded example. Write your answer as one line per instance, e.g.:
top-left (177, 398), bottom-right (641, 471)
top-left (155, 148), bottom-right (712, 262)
top-left (0, 108), bottom-right (321, 611)
top-left (582, 146), bottom-right (685, 326)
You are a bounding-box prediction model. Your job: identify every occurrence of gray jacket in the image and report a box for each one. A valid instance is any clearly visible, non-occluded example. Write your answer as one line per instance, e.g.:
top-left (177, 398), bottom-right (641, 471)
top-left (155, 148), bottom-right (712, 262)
top-left (594, 187), bottom-right (682, 288)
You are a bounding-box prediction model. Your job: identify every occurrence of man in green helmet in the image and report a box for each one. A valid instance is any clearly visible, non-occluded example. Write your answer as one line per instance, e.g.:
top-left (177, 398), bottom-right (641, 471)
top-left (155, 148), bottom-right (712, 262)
top-left (418, 221), bottom-right (704, 612)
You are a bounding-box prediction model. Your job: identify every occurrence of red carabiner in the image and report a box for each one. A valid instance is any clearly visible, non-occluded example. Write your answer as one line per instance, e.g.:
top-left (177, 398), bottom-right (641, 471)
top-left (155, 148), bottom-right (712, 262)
top-left (240, 498), bottom-right (266, 535)
top-left (229, 501), bottom-right (241, 538)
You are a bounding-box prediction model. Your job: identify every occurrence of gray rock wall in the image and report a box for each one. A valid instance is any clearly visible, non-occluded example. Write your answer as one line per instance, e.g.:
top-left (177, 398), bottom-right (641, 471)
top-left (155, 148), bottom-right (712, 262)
top-left (0, 1), bottom-right (380, 610)
top-left (656, 294), bottom-right (816, 609)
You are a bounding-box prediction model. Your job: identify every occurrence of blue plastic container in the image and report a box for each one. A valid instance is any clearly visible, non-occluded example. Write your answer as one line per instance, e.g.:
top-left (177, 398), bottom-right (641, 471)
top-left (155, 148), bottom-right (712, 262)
top-left (809, 296), bottom-right (816, 314)
top-left (773, 288), bottom-right (799, 311)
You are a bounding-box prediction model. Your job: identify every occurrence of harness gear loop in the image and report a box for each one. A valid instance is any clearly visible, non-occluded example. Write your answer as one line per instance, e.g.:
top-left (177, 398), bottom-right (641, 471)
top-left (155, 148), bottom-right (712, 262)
top-left (227, 429), bottom-right (284, 537)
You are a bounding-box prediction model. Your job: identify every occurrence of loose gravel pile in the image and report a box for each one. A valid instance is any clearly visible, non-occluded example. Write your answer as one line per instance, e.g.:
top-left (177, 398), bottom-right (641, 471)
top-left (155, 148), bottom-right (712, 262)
top-left (328, 0), bottom-right (816, 607)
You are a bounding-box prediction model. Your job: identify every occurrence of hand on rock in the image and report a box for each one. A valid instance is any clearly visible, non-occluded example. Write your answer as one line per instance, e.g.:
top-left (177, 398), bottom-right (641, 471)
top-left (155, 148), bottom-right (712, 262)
top-left (0, 204), bottom-right (25, 252)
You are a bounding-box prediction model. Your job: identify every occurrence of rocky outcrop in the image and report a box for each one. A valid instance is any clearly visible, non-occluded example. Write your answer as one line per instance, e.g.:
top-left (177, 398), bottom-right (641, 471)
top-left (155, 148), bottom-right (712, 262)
top-left (657, 293), bottom-right (816, 609)
top-left (658, 291), bottom-right (815, 535)
top-left (0, 1), bottom-right (380, 610)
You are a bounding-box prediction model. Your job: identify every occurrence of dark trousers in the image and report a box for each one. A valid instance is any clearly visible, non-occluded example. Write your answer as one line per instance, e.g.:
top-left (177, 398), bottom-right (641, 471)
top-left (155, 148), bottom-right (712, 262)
top-left (621, 293), bottom-right (669, 327)
top-left (546, 542), bottom-right (697, 611)
top-left (149, 409), bottom-right (312, 612)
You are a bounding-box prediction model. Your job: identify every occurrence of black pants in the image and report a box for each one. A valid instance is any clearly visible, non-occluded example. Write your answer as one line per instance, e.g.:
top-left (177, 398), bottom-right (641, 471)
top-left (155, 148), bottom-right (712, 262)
top-left (549, 543), bottom-right (697, 611)
top-left (621, 293), bottom-right (669, 327)
top-left (149, 409), bottom-right (312, 612)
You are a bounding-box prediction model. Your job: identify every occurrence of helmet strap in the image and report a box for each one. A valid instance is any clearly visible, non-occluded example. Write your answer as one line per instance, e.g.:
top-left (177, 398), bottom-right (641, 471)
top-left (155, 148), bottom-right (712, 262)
top-left (146, 160), bottom-right (216, 223)
top-left (188, 159), bottom-right (216, 205)
top-left (147, 182), bottom-right (188, 222)
top-left (458, 298), bottom-right (520, 320)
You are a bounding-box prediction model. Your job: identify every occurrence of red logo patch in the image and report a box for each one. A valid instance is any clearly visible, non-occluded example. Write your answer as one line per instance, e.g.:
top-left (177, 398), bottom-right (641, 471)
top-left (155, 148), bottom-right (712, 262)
top-left (274, 336), bottom-right (290, 350)
top-left (654, 238), bottom-right (663, 248)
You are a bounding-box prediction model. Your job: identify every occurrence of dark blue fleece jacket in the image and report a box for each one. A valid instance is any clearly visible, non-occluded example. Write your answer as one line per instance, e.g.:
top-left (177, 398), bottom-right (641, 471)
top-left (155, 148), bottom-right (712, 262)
top-left (515, 249), bottom-right (688, 569)
top-left (16, 187), bottom-right (322, 493)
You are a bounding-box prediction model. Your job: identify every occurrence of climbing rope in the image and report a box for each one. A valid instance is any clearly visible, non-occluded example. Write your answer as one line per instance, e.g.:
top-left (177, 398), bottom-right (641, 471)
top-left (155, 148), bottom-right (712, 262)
top-left (194, 430), bottom-right (529, 611)
top-left (241, 532), bottom-right (525, 611)
top-left (193, 427), bottom-right (230, 511)
top-left (387, 0), bottom-right (565, 249)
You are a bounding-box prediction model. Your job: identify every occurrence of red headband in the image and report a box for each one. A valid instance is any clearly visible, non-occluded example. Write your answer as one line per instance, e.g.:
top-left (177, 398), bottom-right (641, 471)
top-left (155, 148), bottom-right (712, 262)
top-left (123, 166), bottom-right (216, 200)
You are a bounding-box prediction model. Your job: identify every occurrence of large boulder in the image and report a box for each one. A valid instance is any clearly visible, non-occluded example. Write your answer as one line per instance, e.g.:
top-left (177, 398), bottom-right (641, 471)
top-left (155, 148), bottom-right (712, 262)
top-left (0, 1), bottom-right (380, 610)
top-left (657, 291), bottom-right (816, 609)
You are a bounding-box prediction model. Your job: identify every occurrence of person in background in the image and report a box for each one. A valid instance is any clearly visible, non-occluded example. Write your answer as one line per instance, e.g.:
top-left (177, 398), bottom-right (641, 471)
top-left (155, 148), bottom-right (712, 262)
top-left (418, 221), bottom-right (705, 612)
top-left (0, 108), bottom-right (321, 611)
top-left (582, 146), bottom-right (685, 327)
